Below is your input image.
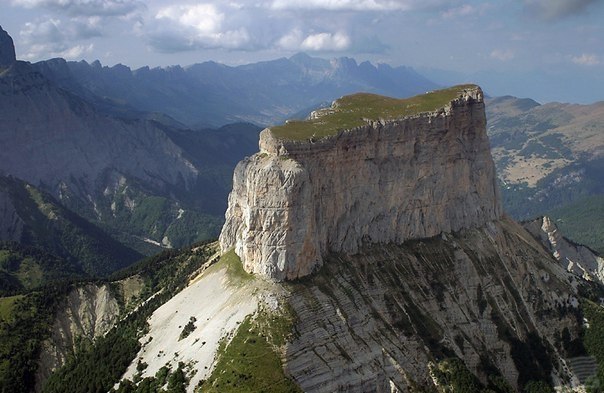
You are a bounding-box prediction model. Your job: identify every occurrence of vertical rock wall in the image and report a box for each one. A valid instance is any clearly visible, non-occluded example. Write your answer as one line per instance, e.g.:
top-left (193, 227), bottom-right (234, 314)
top-left (220, 86), bottom-right (502, 281)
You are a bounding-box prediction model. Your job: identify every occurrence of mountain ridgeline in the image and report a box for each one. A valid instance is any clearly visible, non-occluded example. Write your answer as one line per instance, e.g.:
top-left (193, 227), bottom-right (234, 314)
top-left (486, 95), bottom-right (604, 253)
top-left (1, 22), bottom-right (604, 393)
top-left (221, 85), bottom-right (502, 280)
top-left (32, 53), bottom-right (437, 128)
top-left (209, 86), bottom-right (594, 392)
top-left (0, 26), bottom-right (263, 263)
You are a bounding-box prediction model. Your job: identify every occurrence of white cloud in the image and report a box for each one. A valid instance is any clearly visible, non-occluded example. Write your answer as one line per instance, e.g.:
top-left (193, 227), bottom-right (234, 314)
top-left (277, 29), bottom-right (304, 51)
top-left (490, 49), bottom-right (515, 61)
top-left (11, 0), bottom-right (144, 16)
top-left (20, 19), bottom-right (95, 59)
top-left (269, 0), bottom-right (433, 11)
top-left (156, 4), bottom-right (223, 35)
top-left (278, 29), bottom-right (351, 51)
top-left (571, 53), bottom-right (600, 65)
top-left (302, 32), bottom-right (351, 51)
top-left (149, 4), bottom-right (251, 51)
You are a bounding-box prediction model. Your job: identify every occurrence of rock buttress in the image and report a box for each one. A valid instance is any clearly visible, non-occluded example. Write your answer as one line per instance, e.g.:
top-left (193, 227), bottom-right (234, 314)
top-left (220, 86), bottom-right (502, 281)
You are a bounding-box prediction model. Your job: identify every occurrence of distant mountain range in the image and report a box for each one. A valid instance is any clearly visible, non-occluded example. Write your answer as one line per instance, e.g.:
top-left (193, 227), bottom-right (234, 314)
top-left (486, 95), bottom-right (604, 253)
top-left (0, 26), bottom-right (440, 280)
top-left (32, 53), bottom-right (437, 128)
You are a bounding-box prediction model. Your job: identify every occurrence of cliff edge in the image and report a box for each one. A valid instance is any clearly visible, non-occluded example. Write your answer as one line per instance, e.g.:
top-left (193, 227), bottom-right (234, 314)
top-left (220, 85), bottom-right (503, 281)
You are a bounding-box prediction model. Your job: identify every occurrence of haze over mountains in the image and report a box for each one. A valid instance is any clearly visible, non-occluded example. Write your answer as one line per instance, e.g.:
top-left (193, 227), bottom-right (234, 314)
top-left (2, 22), bottom-right (603, 273)
top-left (2, 22), bottom-right (604, 393)
top-left (32, 53), bottom-right (437, 128)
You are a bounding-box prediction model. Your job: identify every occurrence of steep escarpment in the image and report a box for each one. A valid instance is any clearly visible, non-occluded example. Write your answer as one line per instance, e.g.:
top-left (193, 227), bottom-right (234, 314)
top-left (35, 284), bottom-right (124, 391)
top-left (220, 85), bottom-right (502, 281)
top-left (284, 217), bottom-right (582, 392)
top-left (524, 216), bottom-right (604, 284)
top-left (0, 25), bottom-right (16, 68)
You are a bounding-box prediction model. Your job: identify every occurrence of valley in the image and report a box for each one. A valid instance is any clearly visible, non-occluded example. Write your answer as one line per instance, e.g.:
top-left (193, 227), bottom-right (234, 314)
top-left (0, 22), bottom-right (603, 393)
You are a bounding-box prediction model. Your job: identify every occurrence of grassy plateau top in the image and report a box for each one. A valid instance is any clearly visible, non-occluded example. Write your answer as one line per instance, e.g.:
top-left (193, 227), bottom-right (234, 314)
top-left (269, 84), bottom-right (479, 141)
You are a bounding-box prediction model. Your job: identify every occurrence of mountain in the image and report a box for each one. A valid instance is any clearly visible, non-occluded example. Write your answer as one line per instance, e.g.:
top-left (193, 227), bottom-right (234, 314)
top-left (0, 176), bottom-right (142, 282)
top-left (0, 27), bottom-right (263, 259)
top-left (32, 52), bottom-right (437, 128)
top-left (23, 86), bottom-right (604, 393)
top-left (486, 95), bottom-right (604, 253)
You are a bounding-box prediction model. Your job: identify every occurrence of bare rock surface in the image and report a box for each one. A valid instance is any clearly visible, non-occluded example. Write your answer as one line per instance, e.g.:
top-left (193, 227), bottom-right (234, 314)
top-left (220, 86), bottom-right (502, 281)
top-left (524, 216), bottom-right (604, 284)
top-left (283, 218), bottom-right (580, 392)
top-left (35, 284), bottom-right (121, 391)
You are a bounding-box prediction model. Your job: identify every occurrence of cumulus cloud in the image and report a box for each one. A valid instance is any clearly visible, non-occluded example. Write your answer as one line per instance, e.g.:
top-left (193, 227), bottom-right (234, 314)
top-left (278, 29), bottom-right (351, 51)
top-left (269, 0), bottom-right (451, 11)
top-left (302, 32), bottom-right (351, 51)
top-left (270, 0), bottom-right (411, 11)
top-left (571, 53), bottom-right (600, 65)
top-left (11, 0), bottom-right (144, 16)
top-left (148, 3), bottom-right (251, 51)
top-left (523, 0), bottom-right (599, 20)
top-left (20, 18), bottom-right (96, 59)
top-left (490, 49), bottom-right (515, 61)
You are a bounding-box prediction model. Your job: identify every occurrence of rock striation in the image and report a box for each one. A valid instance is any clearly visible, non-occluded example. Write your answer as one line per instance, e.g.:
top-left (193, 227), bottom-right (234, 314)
top-left (220, 85), bottom-right (503, 281)
top-left (0, 25), bottom-right (16, 68)
top-left (524, 216), bottom-right (604, 284)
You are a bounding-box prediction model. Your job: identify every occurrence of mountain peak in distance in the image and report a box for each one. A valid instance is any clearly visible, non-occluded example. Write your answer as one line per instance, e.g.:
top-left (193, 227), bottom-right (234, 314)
top-left (0, 25), bottom-right (16, 68)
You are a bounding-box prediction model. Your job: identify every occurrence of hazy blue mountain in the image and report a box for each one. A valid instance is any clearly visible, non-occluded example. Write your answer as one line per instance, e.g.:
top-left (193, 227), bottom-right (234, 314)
top-left (32, 53), bottom-right (437, 127)
top-left (0, 176), bottom-right (142, 280)
top-left (0, 57), bottom-right (262, 260)
top-left (486, 95), bottom-right (604, 252)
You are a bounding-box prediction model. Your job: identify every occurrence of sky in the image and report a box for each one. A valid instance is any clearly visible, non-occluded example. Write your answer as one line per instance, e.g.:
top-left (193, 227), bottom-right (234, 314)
top-left (2, 0), bottom-right (604, 103)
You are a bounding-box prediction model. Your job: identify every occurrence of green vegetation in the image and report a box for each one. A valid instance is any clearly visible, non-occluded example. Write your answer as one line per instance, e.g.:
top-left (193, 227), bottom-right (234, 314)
top-left (0, 176), bottom-right (143, 278)
top-left (0, 242), bottom-right (85, 295)
top-left (0, 284), bottom-right (72, 393)
top-left (583, 300), bottom-right (604, 383)
top-left (0, 295), bottom-right (23, 321)
top-left (210, 249), bottom-right (253, 285)
top-left (431, 358), bottom-right (515, 393)
top-left (547, 195), bottom-right (604, 254)
top-left (179, 316), bottom-right (197, 340)
top-left (270, 84), bottom-right (477, 140)
top-left (114, 362), bottom-right (188, 393)
top-left (41, 242), bottom-right (216, 393)
top-left (200, 309), bottom-right (301, 393)
top-left (96, 182), bottom-right (223, 255)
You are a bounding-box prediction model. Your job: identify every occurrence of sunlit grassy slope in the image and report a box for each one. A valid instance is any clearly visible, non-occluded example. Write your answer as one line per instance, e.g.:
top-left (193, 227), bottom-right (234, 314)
top-left (270, 84), bottom-right (477, 141)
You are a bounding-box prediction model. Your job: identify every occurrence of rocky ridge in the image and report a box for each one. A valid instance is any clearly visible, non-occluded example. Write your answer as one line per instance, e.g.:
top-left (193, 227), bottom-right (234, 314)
top-left (220, 85), bottom-right (502, 281)
top-left (524, 216), bottom-right (604, 284)
top-left (0, 25), bottom-right (16, 68)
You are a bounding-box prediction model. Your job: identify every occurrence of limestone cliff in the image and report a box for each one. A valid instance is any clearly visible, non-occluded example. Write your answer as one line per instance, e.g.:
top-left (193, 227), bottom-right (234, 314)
top-left (35, 284), bottom-right (121, 391)
top-left (220, 85), bottom-right (502, 281)
top-left (284, 217), bottom-right (582, 392)
top-left (524, 216), bottom-right (604, 284)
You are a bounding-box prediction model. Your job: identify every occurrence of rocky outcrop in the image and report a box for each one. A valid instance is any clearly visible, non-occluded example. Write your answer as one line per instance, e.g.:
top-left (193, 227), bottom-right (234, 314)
top-left (220, 85), bottom-right (502, 281)
top-left (0, 25), bottom-right (16, 68)
top-left (35, 284), bottom-right (121, 391)
top-left (0, 186), bottom-right (24, 242)
top-left (524, 216), bottom-right (604, 284)
top-left (284, 217), bottom-right (580, 391)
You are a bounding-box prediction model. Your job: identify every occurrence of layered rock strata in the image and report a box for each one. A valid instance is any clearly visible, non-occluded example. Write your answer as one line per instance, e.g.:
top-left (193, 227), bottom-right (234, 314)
top-left (220, 85), bottom-right (502, 281)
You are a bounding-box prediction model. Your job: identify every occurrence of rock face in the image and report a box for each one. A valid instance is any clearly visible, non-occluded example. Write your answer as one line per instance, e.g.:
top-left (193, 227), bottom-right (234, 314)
top-left (524, 216), bottom-right (604, 284)
top-left (284, 218), bottom-right (581, 392)
top-left (35, 284), bottom-right (122, 391)
top-left (220, 85), bottom-right (502, 281)
top-left (0, 26), bottom-right (16, 68)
